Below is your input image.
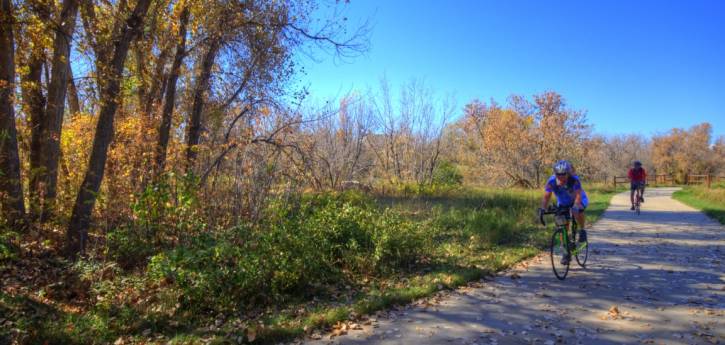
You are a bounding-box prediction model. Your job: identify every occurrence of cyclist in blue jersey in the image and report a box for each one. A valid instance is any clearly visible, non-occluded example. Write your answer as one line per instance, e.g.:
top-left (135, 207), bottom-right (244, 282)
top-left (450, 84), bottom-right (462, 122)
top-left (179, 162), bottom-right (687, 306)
top-left (538, 160), bottom-right (588, 265)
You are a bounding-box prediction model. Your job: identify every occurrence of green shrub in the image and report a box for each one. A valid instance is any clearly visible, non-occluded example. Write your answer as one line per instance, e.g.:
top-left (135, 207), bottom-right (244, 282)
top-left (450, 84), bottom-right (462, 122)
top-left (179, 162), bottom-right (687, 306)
top-left (432, 161), bottom-right (463, 187)
top-left (148, 230), bottom-right (270, 311)
top-left (370, 209), bottom-right (427, 271)
top-left (108, 173), bottom-right (204, 268)
top-left (106, 226), bottom-right (157, 269)
top-left (146, 192), bottom-right (427, 313)
top-left (131, 172), bottom-right (204, 239)
top-left (0, 226), bottom-right (18, 262)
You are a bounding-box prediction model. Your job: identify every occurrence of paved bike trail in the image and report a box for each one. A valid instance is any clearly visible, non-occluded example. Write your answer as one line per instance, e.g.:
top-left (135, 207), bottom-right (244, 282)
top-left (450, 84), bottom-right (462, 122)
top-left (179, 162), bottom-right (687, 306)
top-left (301, 188), bottom-right (724, 344)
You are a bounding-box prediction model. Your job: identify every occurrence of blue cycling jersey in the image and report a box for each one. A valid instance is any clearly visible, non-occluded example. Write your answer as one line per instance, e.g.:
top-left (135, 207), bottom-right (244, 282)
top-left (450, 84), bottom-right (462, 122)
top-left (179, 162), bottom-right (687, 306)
top-left (545, 175), bottom-right (589, 208)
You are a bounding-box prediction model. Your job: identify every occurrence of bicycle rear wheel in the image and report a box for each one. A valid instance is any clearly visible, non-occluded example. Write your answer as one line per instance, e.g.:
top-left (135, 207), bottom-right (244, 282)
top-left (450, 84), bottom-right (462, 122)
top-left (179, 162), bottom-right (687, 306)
top-left (635, 200), bottom-right (640, 215)
top-left (635, 190), bottom-right (642, 215)
top-left (550, 228), bottom-right (570, 280)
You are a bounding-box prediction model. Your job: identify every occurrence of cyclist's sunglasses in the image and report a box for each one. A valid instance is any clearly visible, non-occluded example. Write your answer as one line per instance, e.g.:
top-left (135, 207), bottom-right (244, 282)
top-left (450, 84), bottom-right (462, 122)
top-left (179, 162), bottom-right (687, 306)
top-left (555, 173), bottom-right (567, 176)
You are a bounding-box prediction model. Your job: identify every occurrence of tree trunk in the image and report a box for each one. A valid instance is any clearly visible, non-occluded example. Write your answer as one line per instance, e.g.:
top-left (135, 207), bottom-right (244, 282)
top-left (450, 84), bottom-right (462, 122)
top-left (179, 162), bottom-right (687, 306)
top-left (0, 0), bottom-right (26, 226)
top-left (185, 39), bottom-right (220, 169)
top-left (67, 0), bottom-right (152, 257)
top-left (21, 43), bottom-right (47, 221)
top-left (134, 45), bottom-right (148, 114)
top-left (40, 0), bottom-right (79, 222)
top-left (143, 43), bottom-right (171, 117)
top-left (132, 0), bottom-right (163, 116)
top-left (155, 6), bottom-right (190, 173)
top-left (67, 58), bottom-right (81, 115)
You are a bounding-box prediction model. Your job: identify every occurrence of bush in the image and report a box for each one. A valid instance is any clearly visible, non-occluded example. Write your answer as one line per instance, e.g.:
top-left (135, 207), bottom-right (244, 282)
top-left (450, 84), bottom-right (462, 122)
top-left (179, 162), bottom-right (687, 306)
top-left (432, 161), bottom-right (463, 187)
top-left (106, 226), bottom-right (157, 269)
top-left (146, 192), bottom-right (427, 313)
top-left (130, 172), bottom-right (204, 239)
top-left (107, 173), bottom-right (205, 268)
top-left (0, 226), bottom-right (18, 262)
top-left (148, 230), bottom-right (270, 311)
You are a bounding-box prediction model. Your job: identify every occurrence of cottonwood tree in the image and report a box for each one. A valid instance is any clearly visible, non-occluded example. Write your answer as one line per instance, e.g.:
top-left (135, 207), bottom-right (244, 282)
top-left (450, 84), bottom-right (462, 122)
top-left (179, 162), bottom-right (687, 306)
top-left (462, 99), bottom-right (537, 187)
top-left (10, 0), bottom-right (79, 221)
top-left (36, 0), bottom-right (79, 221)
top-left (531, 91), bottom-right (591, 186)
top-left (713, 136), bottom-right (725, 175)
top-left (651, 122), bottom-right (716, 180)
top-left (458, 92), bottom-right (591, 187)
top-left (67, 0), bottom-right (153, 256)
top-left (16, 0), bottom-right (50, 221)
top-left (0, 0), bottom-right (26, 225)
top-left (4, 0), bottom-right (366, 254)
top-left (154, 2), bottom-right (190, 174)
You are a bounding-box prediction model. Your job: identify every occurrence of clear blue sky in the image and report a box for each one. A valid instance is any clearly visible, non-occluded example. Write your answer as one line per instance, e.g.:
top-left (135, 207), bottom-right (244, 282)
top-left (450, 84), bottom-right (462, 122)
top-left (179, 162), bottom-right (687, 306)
top-left (298, 0), bottom-right (725, 138)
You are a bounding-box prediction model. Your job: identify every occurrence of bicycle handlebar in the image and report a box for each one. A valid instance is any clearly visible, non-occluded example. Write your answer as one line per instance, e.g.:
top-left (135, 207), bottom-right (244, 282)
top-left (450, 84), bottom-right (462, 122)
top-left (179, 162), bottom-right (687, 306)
top-left (539, 206), bottom-right (570, 227)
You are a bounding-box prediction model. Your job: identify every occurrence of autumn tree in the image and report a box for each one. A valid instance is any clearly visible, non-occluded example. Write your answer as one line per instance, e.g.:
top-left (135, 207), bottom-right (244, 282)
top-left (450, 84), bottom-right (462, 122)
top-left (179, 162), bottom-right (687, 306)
top-left (0, 0), bottom-right (26, 225)
top-left (2, 0), bottom-right (366, 255)
top-left (16, 0), bottom-right (50, 221)
top-left (651, 122), bottom-right (717, 180)
top-left (530, 92), bottom-right (591, 185)
top-left (154, 1), bottom-right (189, 174)
top-left (457, 92), bottom-right (591, 187)
top-left (469, 101), bottom-right (537, 187)
top-left (67, 0), bottom-right (153, 256)
top-left (713, 136), bottom-right (725, 175)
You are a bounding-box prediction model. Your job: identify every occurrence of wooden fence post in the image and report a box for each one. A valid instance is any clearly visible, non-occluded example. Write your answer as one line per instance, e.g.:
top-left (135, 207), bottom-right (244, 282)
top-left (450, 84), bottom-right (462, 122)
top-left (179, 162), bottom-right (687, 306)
top-left (707, 174), bottom-right (711, 189)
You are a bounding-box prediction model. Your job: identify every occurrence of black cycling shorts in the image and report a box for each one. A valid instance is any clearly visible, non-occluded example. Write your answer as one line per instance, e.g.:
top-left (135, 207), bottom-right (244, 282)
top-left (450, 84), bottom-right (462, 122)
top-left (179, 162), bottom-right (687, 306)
top-left (630, 181), bottom-right (645, 191)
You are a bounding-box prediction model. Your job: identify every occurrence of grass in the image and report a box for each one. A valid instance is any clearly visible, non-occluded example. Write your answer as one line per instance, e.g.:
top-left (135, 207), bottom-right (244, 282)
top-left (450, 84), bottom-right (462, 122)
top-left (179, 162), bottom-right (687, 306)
top-left (243, 185), bottom-right (620, 343)
top-left (673, 184), bottom-right (725, 224)
top-left (1, 185), bottom-right (619, 345)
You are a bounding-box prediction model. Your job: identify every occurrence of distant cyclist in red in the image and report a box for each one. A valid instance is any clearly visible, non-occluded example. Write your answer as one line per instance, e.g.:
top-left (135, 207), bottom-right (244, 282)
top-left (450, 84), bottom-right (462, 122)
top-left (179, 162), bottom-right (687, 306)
top-left (628, 160), bottom-right (647, 210)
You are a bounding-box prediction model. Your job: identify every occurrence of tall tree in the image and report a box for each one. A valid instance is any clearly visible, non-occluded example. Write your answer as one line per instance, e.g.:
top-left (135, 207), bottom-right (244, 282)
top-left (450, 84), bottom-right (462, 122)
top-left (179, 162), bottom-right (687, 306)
top-left (37, 0), bottom-right (79, 221)
top-left (651, 122), bottom-right (715, 179)
top-left (67, 0), bottom-right (152, 256)
top-left (0, 0), bottom-right (26, 225)
top-left (19, 0), bottom-right (51, 220)
top-left (155, 4), bottom-right (190, 173)
top-left (185, 37), bottom-right (221, 168)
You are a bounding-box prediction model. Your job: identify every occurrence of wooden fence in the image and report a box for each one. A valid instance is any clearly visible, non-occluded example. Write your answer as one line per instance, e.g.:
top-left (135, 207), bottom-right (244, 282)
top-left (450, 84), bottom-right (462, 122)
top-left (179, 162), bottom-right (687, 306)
top-left (613, 173), bottom-right (724, 188)
top-left (651, 174), bottom-right (675, 185)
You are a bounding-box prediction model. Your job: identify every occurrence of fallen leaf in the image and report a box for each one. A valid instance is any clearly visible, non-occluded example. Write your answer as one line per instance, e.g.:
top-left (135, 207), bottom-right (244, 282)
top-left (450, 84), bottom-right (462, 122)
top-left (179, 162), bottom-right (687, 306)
top-left (608, 305), bottom-right (621, 319)
top-left (247, 328), bottom-right (257, 342)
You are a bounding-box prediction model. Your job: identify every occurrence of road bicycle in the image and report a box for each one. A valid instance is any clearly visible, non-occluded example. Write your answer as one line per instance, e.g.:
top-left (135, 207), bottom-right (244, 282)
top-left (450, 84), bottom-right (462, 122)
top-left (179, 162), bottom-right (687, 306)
top-left (634, 184), bottom-right (644, 215)
top-left (539, 205), bottom-right (588, 280)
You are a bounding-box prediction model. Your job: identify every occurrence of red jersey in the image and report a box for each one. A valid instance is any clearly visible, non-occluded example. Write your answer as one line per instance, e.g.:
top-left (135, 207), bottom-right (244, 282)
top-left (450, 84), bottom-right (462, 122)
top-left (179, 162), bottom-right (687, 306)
top-left (628, 167), bottom-right (647, 182)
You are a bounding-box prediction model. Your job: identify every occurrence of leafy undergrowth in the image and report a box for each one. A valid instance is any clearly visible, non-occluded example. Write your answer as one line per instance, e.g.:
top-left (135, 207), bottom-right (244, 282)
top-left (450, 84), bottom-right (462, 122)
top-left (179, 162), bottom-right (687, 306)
top-left (1, 186), bottom-right (618, 344)
top-left (673, 184), bottom-right (725, 224)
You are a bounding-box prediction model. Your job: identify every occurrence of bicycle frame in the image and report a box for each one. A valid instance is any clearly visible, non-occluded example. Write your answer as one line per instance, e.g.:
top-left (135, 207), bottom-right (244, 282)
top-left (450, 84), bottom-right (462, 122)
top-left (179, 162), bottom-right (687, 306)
top-left (634, 184), bottom-right (644, 214)
top-left (541, 206), bottom-right (585, 255)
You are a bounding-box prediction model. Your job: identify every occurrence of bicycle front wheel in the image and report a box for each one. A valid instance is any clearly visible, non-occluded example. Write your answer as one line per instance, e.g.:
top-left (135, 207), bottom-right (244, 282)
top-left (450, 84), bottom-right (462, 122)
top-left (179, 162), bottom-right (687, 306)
top-left (550, 228), bottom-right (570, 280)
top-left (574, 233), bottom-right (589, 268)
